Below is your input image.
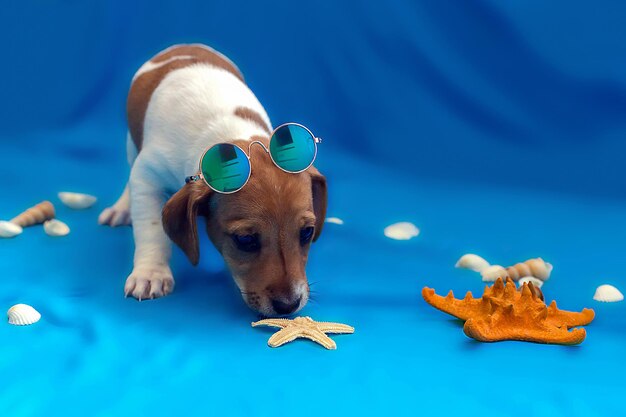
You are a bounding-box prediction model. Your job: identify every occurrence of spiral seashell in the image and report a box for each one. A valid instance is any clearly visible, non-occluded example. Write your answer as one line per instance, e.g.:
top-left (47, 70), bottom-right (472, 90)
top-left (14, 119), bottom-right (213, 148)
top-left (481, 258), bottom-right (552, 282)
top-left (505, 258), bottom-right (552, 281)
top-left (10, 201), bottom-right (55, 227)
top-left (7, 304), bottom-right (41, 326)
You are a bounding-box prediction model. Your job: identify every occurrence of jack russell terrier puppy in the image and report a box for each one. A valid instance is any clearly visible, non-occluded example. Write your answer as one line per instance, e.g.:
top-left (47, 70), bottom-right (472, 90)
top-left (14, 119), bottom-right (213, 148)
top-left (98, 44), bottom-right (327, 316)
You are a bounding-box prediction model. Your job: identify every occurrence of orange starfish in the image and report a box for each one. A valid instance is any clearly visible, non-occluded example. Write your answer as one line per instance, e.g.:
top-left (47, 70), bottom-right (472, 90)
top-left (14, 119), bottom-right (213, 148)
top-left (422, 277), bottom-right (595, 345)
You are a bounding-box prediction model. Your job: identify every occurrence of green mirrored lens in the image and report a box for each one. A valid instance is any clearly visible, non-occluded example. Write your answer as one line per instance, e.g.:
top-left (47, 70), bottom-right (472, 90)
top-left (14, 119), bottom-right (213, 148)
top-left (269, 124), bottom-right (316, 172)
top-left (201, 144), bottom-right (250, 193)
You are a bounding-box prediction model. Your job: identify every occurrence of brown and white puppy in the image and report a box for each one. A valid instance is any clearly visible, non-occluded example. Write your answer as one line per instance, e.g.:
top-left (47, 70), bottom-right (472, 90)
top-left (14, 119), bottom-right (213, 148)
top-left (99, 44), bottom-right (327, 316)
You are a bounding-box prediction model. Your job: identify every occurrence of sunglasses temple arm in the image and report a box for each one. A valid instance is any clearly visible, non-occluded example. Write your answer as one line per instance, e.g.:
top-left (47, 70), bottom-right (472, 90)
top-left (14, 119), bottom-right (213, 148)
top-left (185, 175), bottom-right (201, 184)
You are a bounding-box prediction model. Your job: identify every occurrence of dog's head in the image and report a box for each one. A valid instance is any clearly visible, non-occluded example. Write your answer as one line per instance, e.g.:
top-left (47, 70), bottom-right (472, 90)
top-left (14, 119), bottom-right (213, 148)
top-left (162, 138), bottom-right (327, 316)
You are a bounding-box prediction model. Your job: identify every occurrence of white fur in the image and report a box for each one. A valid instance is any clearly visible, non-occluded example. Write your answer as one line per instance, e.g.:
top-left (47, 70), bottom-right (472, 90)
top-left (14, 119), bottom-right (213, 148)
top-left (143, 64), bottom-right (271, 189)
top-left (102, 52), bottom-right (272, 300)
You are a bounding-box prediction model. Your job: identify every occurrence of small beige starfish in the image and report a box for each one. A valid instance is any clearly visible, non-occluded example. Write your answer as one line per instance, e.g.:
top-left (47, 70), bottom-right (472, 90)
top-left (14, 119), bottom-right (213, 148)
top-left (252, 316), bottom-right (354, 350)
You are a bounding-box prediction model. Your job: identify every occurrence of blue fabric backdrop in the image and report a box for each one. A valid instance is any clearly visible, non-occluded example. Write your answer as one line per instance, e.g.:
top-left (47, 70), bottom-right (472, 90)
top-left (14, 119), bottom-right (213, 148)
top-left (1, 1), bottom-right (625, 416)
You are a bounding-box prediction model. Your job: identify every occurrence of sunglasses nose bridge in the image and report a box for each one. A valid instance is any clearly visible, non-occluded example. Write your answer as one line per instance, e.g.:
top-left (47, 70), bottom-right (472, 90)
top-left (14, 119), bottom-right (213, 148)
top-left (247, 140), bottom-right (270, 155)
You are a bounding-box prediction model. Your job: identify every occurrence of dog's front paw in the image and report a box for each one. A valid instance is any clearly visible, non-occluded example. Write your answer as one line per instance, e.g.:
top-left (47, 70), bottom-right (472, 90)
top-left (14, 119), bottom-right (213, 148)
top-left (99, 206), bottom-right (132, 227)
top-left (124, 265), bottom-right (175, 300)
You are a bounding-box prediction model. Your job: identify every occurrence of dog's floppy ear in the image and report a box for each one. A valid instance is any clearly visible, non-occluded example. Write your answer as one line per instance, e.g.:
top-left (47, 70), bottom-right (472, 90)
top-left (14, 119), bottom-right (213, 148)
top-left (162, 181), bottom-right (213, 265)
top-left (309, 166), bottom-right (327, 241)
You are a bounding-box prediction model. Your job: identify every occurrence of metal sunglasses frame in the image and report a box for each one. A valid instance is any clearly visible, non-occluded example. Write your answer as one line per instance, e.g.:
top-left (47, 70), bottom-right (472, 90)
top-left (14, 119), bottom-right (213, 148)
top-left (185, 122), bottom-right (322, 194)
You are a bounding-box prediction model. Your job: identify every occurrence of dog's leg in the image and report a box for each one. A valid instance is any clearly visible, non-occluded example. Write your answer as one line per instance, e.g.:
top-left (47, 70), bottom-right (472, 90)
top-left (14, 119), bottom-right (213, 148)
top-left (98, 185), bottom-right (131, 226)
top-left (99, 133), bottom-right (136, 227)
top-left (124, 158), bottom-right (174, 300)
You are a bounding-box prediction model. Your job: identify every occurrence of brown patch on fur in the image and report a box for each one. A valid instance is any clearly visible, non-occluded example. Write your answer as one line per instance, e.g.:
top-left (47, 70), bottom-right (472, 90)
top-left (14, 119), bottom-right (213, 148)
top-left (152, 45), bottom-right (244, 82)
top-left (308, 165), bottom-right (327, 241)
top-left (127, 44), bottom-right (245, 150)
top-left (234, 106), bottom-right (271, 134)
top-left (162, 180), bottom-right (213, 265)
top-left (161, 137), bottom-right (327, 315)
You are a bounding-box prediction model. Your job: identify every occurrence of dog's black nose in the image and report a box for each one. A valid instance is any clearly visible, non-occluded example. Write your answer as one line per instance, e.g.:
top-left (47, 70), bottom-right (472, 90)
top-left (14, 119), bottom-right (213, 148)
top-left (271, 297), bottom-right (302, 315)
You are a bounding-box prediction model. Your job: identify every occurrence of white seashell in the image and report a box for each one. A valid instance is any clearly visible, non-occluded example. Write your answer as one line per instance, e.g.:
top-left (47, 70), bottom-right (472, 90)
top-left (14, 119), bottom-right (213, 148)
top-left (0, 221), bottom-right (23, 238)
top-left (43, 219), bottom-right (70, 237)
top-left (58, 192), bottom-right (97, 209)
top-left (325, 217), bottom-right (344, 225)
top-left (455, 254), bottom-right (490, 272)
top-left (593, 284), bottom-right (624, 303)
top-left (7, 304), bottom-right (41, 326)
top-left (518, 276), bottom-right (544, 289)
top-left (384, 222), bottom-right (420, 240)
top-left (481, 265), bottom-right (507, 282)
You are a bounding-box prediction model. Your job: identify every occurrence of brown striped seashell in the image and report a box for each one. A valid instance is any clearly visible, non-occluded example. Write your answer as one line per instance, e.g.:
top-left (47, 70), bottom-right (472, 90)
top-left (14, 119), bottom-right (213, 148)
top-left (505, 258), bottom-right (552, 281)
top-left (10, 201), bottom-right (55, 227)
top-left (481, 258), bottom-right (553, 283)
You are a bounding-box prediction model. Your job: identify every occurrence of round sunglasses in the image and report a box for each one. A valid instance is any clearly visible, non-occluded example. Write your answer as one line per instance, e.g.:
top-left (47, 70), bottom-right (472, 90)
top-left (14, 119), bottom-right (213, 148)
top-left (185, 123), bottom-right (321, 194)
